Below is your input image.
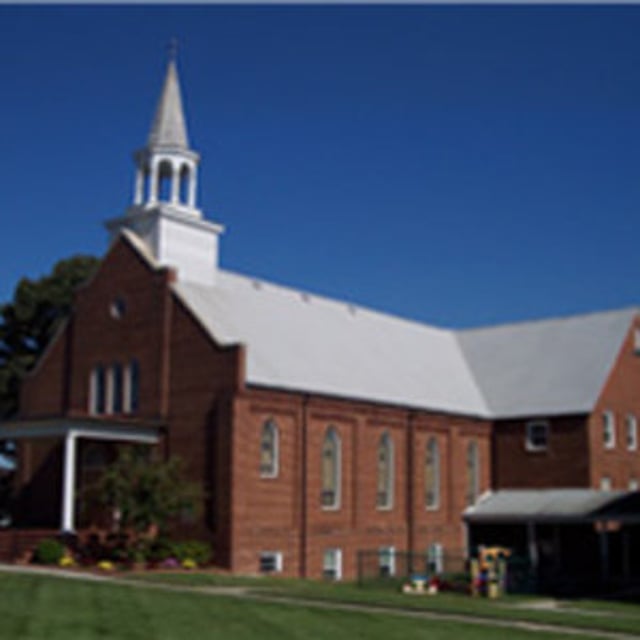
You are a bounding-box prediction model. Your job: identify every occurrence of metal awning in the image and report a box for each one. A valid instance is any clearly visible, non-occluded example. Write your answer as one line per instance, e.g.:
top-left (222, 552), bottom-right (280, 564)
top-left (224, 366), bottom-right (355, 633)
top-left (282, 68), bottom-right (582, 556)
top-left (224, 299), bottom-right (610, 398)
top-left (464, 489), bottom-right (640, 524)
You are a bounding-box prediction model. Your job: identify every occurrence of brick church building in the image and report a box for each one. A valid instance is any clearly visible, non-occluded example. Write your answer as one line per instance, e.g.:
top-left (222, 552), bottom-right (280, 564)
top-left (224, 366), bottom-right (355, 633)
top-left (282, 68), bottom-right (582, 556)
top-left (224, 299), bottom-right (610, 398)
top-left (2, 59), bottom-right (640, 581)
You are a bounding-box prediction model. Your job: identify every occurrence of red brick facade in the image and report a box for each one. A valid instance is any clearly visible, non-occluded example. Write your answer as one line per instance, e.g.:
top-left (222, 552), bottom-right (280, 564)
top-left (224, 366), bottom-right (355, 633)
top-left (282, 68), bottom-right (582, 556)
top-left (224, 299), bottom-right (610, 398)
top-left (15, 236), bottom-right (494, 578)
top-left (12, 235), bottom-right (640, 578)
top-left (491, 316), bottom-right (640, 493)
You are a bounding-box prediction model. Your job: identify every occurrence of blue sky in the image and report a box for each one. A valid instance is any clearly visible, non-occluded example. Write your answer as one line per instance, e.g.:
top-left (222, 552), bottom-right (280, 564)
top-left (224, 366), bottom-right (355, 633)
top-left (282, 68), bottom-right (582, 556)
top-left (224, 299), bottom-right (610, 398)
top-left (1, 4), bottom-right (639, 328)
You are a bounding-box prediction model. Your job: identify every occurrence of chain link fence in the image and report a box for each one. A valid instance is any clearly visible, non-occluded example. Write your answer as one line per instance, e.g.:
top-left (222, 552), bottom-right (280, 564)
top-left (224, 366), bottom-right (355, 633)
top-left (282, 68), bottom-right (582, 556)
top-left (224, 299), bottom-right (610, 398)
top-left (356, 548), bottom-right (469, 590)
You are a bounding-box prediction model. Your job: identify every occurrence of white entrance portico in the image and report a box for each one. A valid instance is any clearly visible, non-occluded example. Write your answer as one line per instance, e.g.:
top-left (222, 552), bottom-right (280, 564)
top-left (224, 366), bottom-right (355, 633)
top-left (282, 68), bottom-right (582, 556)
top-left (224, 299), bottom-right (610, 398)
top-left (0, 418), bottom-right (162, 533)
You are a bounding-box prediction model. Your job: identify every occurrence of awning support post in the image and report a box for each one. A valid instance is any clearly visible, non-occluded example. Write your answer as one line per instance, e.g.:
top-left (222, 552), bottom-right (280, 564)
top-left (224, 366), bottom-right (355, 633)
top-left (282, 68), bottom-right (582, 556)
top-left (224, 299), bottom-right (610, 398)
top-left (61, 431), bottom-right (77, 533)
top-left (598, 522), bottom-right (609, 585)
top-left (527, 521), bottom-right (538, 571)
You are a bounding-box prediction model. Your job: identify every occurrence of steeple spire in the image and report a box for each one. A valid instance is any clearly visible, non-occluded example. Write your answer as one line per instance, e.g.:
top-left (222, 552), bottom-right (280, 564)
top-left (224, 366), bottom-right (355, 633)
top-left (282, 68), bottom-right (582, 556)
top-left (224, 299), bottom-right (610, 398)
top-left (105, 50), bottom-right (225, 288)
top-left (130, 51), bottom-right (200, 212)
top-left (147, 58), bottom-right (190, 150)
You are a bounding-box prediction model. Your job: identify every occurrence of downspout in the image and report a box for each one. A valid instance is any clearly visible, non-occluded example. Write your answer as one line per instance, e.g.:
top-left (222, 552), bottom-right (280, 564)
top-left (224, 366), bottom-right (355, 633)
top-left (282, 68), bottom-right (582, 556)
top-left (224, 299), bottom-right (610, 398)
top-left (300, 394), bottom-right (310, 578)
top-left (406, 410), bottom-right (416, 555)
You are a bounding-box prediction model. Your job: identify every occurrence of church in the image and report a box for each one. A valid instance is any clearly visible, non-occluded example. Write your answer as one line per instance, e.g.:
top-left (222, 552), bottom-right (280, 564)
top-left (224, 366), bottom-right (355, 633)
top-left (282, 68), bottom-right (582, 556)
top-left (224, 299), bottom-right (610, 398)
top-left (2, 58), bottom-right (640, 583)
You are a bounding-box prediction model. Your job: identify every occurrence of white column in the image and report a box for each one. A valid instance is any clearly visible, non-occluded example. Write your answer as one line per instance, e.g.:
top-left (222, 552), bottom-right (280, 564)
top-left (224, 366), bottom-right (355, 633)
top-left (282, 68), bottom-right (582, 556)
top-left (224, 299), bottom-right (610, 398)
top-left (188, 164), bottom-right (198, 208)
top-left (61, 431), bottom-right (78, 533)
top-left (134, 167), bottom-right (144, 205)
top-left (149, 159), bottom-right (159, 205)
top-left (171, 162), bottom-right (180, 205)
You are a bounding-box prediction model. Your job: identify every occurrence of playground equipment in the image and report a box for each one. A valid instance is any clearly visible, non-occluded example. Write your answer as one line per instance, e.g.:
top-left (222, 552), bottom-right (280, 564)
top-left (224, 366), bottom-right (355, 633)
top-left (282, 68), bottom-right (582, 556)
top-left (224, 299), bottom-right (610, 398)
top-left (471, 546), bottom-right (511, 598)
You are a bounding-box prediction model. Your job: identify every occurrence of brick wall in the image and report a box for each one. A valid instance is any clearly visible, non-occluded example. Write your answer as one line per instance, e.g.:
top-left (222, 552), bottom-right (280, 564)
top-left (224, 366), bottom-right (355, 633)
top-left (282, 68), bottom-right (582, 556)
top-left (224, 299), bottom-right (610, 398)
top-left (229, 388), bottom-right (491, 579)
top-left (590, 315), bottom-right (640, 489)
top-left (492, 415), bottom-right (590, 489)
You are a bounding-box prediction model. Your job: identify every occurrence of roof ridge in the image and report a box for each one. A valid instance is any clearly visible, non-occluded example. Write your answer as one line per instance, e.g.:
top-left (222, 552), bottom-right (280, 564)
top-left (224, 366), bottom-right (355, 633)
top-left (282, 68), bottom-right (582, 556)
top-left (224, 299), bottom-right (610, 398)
top-left (458, 305), bottom-right (639, 335)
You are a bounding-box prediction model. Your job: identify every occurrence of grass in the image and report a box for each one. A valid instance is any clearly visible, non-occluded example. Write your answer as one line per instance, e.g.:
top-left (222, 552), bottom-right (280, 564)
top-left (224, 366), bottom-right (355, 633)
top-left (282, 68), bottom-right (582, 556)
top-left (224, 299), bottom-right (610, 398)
top-left (130, 571), bottom-right (640, 636)
top-left (0, 572), bottom-right (594, 640)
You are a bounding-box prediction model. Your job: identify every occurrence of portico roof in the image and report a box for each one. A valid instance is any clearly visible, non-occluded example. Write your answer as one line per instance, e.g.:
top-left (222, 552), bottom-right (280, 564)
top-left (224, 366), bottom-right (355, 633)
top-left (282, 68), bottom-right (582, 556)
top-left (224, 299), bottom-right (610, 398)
top-left (0, 416), bottom-right (164, 442)
top-left (464, 489), bottom-right (640, 524)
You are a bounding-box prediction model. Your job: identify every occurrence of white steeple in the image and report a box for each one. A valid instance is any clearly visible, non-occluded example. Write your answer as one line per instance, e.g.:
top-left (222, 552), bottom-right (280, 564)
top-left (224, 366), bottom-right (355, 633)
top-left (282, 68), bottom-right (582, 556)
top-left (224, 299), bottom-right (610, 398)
top-left (106, 51), bottom-right (224, 287)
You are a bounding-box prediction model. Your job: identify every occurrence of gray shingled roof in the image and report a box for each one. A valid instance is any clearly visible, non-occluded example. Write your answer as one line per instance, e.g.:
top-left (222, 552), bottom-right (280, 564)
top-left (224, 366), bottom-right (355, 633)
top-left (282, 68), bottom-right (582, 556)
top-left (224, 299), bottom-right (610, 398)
top-left (174, 272), bottom-right (489, 416)
top-left (170, 258), bottom-right (636, 419)
top-left (458, 308), bottom-right (638, 418)
top-left (464, 489), bottom-right (639, 523)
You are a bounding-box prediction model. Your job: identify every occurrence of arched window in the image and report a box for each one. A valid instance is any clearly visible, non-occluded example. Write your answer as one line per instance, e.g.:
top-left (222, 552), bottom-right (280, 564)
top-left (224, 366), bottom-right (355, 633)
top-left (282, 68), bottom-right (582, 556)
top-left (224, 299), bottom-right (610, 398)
top-left (376, 432), bottom-right (393, 509)
top-left (260, 419), bottom-right (279, 478)
top-left (466, 441), bottom-right (480, 506)
top-left (425, 437), bottom-right (440, 510)
top-left (321, 427), bottom-right (341, 509)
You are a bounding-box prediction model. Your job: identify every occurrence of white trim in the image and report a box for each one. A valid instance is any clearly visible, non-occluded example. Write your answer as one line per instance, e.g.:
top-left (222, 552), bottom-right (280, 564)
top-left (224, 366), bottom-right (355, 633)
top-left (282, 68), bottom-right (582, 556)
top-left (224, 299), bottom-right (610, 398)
top-left (525, 420), bottom-right (549, 452)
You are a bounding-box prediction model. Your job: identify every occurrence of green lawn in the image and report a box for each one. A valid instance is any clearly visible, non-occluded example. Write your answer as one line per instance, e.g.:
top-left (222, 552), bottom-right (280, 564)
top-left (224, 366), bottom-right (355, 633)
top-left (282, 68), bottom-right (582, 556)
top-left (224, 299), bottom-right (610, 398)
top-left (131, 571), bottom-right (640, 636)
top-left (0, 572), bottom-right (591, 640)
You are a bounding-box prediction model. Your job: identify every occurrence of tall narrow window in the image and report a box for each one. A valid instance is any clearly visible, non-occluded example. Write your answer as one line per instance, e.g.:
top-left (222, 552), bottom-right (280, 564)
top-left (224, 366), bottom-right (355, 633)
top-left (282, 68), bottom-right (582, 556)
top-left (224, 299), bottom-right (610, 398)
top-left (466, 441), bottom-right (479, 506)
top-left (425, 437), bottom-right (440, 510)
top-left (89, 365), bottom-right (106, 415)
top-left (260, 419), bottom-right (279, 478)
top-left (321, 427), bottom-right (341, 509)
top-left (603, 411), bottom-right (616, 449)
top-left (626, 414), bottom-right (637, 451)
top-left (111, 363), bottom-right (123, 414)
top-left (376, 432), bottom-right (393, 509)
top-left (124, 359), bottom-right (140, 413)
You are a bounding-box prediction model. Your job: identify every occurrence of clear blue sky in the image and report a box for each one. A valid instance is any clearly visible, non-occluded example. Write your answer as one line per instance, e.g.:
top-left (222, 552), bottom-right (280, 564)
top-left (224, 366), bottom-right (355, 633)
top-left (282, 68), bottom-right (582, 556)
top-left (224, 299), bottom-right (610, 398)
top-left (1, 4), bottom-right (639, 328)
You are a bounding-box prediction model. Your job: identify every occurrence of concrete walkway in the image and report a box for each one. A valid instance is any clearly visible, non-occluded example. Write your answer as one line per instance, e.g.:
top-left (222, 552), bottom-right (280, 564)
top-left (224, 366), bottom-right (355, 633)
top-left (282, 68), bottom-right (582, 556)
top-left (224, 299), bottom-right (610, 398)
top-left (1, 564), bottom-right (638, 640)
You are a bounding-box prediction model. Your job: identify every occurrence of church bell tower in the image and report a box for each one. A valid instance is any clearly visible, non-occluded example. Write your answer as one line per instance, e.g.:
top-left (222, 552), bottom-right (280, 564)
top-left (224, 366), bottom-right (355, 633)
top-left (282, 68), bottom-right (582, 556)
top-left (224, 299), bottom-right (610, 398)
top-left (106, 52), bottom-right (223, 287)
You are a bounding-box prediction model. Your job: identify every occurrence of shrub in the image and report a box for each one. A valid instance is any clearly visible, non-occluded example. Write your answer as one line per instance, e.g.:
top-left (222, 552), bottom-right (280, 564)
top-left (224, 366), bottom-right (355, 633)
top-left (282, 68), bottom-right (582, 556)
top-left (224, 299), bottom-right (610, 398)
top-left (59, 555), bottom-right (75, 568)
top-left (171, 541), bottom-right (212, 566)
top-left (97, 560), bottom-right (115, 572)
top-left (182, 558), bottom-right (197, 570)
top-left (33, 538), bottom-right (65, 565)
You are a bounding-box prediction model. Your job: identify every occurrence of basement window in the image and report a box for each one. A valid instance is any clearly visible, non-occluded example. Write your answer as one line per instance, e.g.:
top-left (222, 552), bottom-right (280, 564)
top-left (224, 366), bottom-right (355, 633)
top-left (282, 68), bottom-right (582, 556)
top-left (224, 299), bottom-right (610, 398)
top-left (259, 551), bottom-right (283, 574)
top-left (525, 421), bottom-right (549, 452)
top-left (323, 548), bottom-right (342, 581)
top-left (378, 546), bottom-right (396, 577)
